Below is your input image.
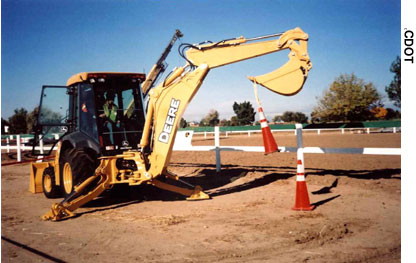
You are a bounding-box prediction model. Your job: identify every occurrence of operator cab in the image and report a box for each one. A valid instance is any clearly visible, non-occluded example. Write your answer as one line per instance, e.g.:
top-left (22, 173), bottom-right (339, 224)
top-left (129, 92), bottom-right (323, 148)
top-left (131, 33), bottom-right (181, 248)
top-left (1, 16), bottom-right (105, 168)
top-left (32, 72), bottom-right (146, 156)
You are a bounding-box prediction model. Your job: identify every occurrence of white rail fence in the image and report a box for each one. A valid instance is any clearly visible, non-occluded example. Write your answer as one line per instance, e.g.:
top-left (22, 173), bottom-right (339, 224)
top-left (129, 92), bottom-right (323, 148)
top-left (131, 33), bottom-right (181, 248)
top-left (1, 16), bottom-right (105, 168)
top-left (173, 125), bottom-right (401, 172)
top-left (1, 135), bottom-right (58, 162)
top-left (2, 126), bottom-right (401, 165)
top-left (193, 126), bottom-right (400, 138)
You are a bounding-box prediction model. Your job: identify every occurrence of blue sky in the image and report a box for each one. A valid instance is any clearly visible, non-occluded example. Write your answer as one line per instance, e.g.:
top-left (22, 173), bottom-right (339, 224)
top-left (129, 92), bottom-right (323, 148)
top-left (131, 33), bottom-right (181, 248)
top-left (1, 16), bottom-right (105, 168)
top-left (1, 0), bottom-right (401, 122)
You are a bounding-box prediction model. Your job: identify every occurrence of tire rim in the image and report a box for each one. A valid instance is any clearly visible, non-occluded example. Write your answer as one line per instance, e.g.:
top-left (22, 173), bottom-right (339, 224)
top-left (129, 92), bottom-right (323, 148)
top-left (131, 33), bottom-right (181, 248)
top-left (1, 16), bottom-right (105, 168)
top-left (63, 163), bottom-right (73, 194)
top-left (44, 174), bottom-right (52, 193)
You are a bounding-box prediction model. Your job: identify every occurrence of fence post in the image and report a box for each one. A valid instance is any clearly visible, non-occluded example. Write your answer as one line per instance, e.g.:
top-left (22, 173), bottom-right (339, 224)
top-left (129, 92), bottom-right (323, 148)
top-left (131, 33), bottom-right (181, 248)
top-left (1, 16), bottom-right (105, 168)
top-left (393, 127), bottom-right (396, 133)
top-left (215, 126), bottom-right (221, 172)
top-left (204, 131), bottom-right (207, 139)
top-left (17, 135), bottom-right (22, 162)
top-left (296, 124), bottom-right (304, 149)
top-left (248, 131), bottom-right (251, 137)
top-left (295, 123), bottom-right (305, 174)
top-left (39, 135), bottom-right (44, 154)
top-left (317, 129), bottom-right (320, 135)
top-left (341, 128), bottom-right (344, 134)
top-left (6, 137), bottom-right (10, 153)
top-left (366, 128), bottom-right (370, 134)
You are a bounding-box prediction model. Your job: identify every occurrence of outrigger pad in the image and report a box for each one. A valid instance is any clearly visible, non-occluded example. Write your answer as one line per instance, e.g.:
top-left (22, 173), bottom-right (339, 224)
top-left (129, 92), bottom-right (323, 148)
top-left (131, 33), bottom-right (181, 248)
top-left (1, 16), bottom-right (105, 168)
top-left (248, 57), bottom-right (307, 96)
top-left (186, 185), bottom-right (210, 201)
top-left (41, 203), bottom-right (75, 221)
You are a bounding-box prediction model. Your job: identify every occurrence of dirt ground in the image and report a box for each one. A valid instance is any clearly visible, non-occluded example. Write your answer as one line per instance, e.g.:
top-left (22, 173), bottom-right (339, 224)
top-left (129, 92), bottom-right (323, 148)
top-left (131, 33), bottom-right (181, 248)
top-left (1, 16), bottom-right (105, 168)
top-left (1, 132), bottom-right (401, 262)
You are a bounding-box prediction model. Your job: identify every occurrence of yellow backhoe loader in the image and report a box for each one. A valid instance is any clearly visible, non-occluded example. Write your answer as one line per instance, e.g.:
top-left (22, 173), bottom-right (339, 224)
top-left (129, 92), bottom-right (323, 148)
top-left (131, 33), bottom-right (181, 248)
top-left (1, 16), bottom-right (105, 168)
top-left (29, 27), bottom-right (312, 221)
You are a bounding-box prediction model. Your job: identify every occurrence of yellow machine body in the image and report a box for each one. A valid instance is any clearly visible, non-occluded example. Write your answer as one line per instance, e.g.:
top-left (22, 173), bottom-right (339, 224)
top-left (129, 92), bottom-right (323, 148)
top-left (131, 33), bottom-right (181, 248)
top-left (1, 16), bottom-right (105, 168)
top-left (29, 142), bottom-right (62, 193)
top-left (29, 162), bottom-right (54, 193)
top-left (36, 27), bottom-right (312, 221)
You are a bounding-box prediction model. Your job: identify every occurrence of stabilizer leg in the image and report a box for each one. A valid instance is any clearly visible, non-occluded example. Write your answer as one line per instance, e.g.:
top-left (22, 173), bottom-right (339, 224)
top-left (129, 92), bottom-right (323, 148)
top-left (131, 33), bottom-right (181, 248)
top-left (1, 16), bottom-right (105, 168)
top-left (42, 160), bottom-right (112, 221)
top-left (151, 171), bottom-right (210, 200)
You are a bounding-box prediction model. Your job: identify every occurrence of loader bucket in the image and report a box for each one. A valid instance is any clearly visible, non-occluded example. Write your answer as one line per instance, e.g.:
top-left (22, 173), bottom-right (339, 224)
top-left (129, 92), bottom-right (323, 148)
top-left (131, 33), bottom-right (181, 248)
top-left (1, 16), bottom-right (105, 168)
top-left (248, 56), bottom-right (309, 96)
top-left (29, 161), bottom-right (54, 193)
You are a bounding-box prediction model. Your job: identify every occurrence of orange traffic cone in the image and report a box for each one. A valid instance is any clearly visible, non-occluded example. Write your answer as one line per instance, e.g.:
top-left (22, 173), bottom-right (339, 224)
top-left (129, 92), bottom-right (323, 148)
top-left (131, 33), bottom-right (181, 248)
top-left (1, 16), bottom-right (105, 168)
top-left (292, 158), bottom-right (315, 211)
top-left (258, 107), bottom-right (278, 154)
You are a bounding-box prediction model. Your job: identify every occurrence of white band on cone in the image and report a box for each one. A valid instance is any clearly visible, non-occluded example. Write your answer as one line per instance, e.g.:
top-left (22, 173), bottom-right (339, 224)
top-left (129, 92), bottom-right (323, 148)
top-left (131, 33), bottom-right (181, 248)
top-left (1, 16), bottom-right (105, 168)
top-left (261, 122), bottom-right (268, 128)
top-left (259, 111), bottom-right (266, 121)
top-left (296, 175), bottom-right (305, 181)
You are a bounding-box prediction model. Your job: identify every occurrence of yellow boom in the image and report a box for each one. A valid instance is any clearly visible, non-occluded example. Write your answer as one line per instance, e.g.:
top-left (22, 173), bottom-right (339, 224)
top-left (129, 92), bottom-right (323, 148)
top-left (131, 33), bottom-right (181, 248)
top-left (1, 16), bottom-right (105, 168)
top-left (140, 26), bottom-right (311, 181)
top-left (185, 27), bottom-right (311, 95)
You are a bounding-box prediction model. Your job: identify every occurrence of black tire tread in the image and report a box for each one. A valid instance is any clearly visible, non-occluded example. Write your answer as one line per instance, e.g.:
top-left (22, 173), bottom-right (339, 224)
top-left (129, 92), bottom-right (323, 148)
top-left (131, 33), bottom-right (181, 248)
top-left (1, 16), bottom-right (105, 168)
top-left (60, 148), bottom-right (98, 196)
top-left (42, 167), bottom-right (61, 198)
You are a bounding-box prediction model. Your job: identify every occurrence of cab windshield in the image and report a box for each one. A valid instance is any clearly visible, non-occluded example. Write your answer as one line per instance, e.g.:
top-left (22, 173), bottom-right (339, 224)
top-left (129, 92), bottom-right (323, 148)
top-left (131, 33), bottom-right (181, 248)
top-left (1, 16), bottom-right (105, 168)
top-left (84, 77), bottom-right (145, 151)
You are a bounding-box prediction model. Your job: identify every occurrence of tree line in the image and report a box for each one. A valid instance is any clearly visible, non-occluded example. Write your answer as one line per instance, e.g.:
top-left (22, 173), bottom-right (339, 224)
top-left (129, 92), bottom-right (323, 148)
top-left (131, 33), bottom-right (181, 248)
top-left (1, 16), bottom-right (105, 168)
top-left (2, 57), bottom-right (401, 133)
top-left (311, 56), bottom-right (400, 122)
top-left (2, 108), bottom-right (38, 134)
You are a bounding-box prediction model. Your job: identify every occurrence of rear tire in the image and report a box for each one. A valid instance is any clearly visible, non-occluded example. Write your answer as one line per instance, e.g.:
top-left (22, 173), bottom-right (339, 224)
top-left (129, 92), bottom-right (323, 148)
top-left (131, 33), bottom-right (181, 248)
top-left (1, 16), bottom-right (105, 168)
top-left (42, 167), bottom-right (61, 198)
top-left (59, 148), bottom-right (97, 197)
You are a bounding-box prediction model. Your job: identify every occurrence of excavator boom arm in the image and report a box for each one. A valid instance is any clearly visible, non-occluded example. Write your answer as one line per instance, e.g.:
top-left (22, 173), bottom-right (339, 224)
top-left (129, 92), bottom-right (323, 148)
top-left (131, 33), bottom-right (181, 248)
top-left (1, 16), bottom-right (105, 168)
top-left (185, 27), bottom-right (311, 95)
top-left (185, 38), bottom-right (282, 68)
top-left (142, 27), bottom-right (312, 177)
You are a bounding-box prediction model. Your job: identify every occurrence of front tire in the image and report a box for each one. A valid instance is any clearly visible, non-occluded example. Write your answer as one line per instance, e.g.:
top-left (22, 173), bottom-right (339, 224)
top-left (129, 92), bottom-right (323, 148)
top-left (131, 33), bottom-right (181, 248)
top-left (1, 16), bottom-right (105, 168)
top-left (59, 149), bottom-right (97, 197)
top-left (42, 167), bottom-right (61, 198)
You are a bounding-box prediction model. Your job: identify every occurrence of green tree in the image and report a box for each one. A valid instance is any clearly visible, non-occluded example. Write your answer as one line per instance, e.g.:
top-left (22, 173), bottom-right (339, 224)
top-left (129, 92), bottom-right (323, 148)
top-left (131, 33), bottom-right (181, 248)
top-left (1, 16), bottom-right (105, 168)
top-left (385, 56), bottom-right (401, 108)
top-left (230, 116), bottom-right (239, 126)
top-left (179, 118), bottom-right (188, 128)
top-left (385, 108), bottom-right (401, 120)
top-left (280, 111), bottom-right (308, 123)
top-left (8, 108), bottom-right (28, 134)
top-left (199, 118), bottom-right (206, 127)
top-left (272, 115), bottom-right (283, 123)
top-left (26, 107), bottom-right (39, 133)
top-left (312, 73), bottom-right (381, 122)
top-left (232, 101), bottom-right (256, 125)
top-left (200, 109), bottom-right (219, 127)
top-left (37, 106), bottom-right (63, 124)
top-left (293, 112), bottom-right (308, 123)
top-left (281, 111), bottom-right (295, 122)
top-left (219, 119), bottom-right (230, 126)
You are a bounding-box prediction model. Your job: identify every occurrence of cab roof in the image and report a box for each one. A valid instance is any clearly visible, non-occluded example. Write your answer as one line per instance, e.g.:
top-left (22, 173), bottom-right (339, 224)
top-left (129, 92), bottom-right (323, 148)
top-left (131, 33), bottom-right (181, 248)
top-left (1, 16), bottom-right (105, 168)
top-left (66, 72), bottom-right (146, 86)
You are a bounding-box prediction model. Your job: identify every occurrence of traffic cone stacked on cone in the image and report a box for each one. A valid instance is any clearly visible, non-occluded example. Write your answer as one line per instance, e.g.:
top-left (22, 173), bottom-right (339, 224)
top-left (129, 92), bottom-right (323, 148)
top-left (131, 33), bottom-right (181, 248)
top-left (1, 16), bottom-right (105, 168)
top-left (292, 157), bottom-right (314, 211)
top-left (258, 107), bottom-right (278, 154)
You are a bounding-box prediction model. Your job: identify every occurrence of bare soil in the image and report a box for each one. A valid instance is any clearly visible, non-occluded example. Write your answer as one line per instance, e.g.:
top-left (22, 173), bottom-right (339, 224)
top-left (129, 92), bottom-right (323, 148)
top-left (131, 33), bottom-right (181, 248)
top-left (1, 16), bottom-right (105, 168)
top-left (1, 132), bottom-right (401, 262)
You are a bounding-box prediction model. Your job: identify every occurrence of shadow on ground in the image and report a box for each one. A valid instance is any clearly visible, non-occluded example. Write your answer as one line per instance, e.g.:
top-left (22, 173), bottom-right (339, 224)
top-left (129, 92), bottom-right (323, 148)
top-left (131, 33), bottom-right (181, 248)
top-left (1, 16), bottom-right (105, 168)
top-left (54, 162), bottom-right (399, 218)
top-left (171, 162), bottom-right (401, 181)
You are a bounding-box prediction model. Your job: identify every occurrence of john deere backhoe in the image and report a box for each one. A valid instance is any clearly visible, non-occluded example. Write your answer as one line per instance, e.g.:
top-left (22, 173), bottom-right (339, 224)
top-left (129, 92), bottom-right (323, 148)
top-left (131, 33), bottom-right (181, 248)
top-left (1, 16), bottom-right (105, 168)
top-left (30, 27), bottom-right (312, 221)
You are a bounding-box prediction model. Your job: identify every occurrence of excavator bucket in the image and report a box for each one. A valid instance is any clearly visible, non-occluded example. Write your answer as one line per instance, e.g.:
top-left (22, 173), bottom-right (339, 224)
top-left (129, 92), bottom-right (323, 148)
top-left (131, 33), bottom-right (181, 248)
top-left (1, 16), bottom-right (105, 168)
top-left (248, 56), bottom-right (309, 96)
